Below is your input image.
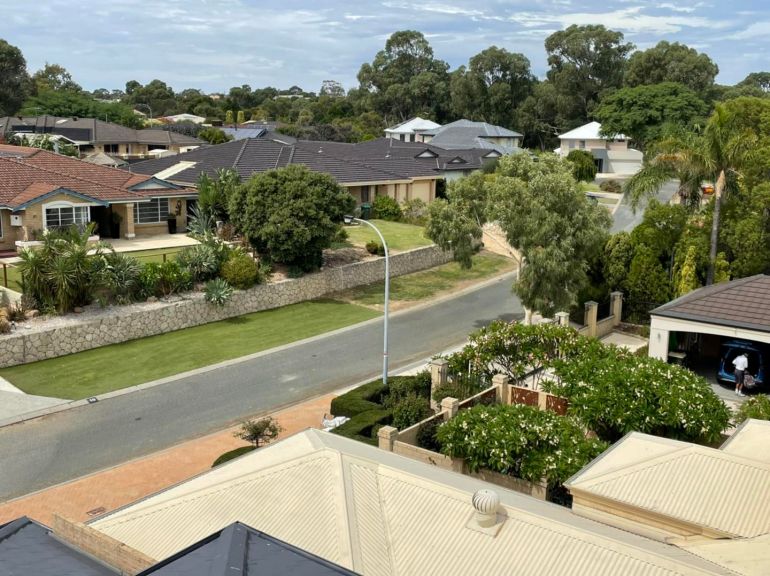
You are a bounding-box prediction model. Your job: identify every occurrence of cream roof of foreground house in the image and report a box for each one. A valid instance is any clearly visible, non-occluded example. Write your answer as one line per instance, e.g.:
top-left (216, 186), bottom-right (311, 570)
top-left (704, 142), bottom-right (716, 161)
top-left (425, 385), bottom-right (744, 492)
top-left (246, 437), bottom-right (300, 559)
top-left (90, 429), bottom-right (731, 576)
top-left (720, 419), bottom-right (770, 464)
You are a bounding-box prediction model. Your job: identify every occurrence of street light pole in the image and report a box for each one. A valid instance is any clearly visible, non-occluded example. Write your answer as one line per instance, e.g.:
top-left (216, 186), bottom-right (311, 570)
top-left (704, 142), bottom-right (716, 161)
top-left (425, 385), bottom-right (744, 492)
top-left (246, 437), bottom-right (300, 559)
top-left (345, 216), bottom-right (390, 386)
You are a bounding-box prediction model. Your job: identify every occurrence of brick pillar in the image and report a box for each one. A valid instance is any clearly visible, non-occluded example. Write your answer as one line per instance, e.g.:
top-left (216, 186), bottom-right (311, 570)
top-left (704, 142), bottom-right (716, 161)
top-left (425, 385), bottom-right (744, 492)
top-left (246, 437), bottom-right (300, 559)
top-left (537, 391), bottom-right (548, 411)
top-left (555, 311), bottom-right (570, 327)
top-left (441, 397), bottom-right (459, 419)
top-left (492, 374), bottom-right (510, 405)
top-left (378, 425), bottom-right (398, 451)
top-left (124, 203), bottom-right (136, 239)
top-left (584, 301), bottom-right (598, 338)
top-left (430, 358), bottom-right (448, 411)
top-left (611, 292), bottom-right (623, 326)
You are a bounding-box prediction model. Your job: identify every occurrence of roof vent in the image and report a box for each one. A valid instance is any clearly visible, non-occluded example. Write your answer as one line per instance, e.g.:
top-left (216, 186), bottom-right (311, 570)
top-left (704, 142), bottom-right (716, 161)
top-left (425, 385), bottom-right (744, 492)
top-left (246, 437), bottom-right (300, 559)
top-left (467, 489), bottom-right (504, 536)
top-left (318, 147), bottom-right (323, 153)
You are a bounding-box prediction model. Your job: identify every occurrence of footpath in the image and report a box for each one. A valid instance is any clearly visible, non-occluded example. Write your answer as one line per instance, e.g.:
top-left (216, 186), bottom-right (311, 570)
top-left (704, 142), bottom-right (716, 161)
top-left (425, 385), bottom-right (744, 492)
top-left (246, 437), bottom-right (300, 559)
top-left (0, 393), bottom-right (335, 526)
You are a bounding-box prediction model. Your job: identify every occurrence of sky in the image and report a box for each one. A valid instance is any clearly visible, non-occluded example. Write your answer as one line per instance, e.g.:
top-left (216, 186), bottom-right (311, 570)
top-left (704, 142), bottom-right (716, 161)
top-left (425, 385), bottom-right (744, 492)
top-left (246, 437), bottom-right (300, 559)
top-left (1, 0), bottom-right (769, 94)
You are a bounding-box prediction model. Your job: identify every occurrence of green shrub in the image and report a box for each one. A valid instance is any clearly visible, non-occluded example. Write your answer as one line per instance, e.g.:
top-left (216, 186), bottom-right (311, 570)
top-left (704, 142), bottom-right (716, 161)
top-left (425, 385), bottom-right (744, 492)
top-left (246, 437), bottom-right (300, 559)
top-left (221, 251), bottom-right (260, 289)
top-left (599, 179), bottom-right (622, 194)
top-left (330, 380), bottom-right (388, 417)
top-left (383, 371), bottom-right (431, 408)
top-left (438, 404), bottom-right (608, 484)
top-left (566, 149), bottom-right (597, 182)
top-left (212, 445), bottom-right (255, 467)
top-left (332, 226), bottom-right (349, 244)
top-left (102, 251), bottom-right (142, 303)
top-left (204, 278), bottom-right (234, 306)
top-left (138, 261), bottom-right (192, 298)
top-left (330, 409), bottom-right (392, 445)
top-left (177, 244), bottom-right (220, 282)
top-left (286, 265), bottom-right (305, 278)
top-left (734, 395), bottom-right (770, 425)
top-left (365, 240), bottom-right (385, 256)
top-left (402, 198), bottom-right (427, 225)
top-left (416, 417), bottom-right (443, 451)
top-left (372, 195), bottom-right (403, 221)
top-left (391, 393), bottom-right (432, 430)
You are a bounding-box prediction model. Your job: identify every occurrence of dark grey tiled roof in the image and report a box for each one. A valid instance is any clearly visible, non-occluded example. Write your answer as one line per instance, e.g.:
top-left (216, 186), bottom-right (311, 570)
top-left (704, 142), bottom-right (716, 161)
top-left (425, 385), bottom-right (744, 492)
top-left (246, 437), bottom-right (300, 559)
top-left (0, 517), bottom-right (118, 576)
top-left (651, 275), bottom-right (770, 333)
top-left (130, 138), bottom-right (437, 185)
top-left (137, 522), bottom-right (359, 576)
top-left (0, 116), bottom-right (202, 146)
top-left (422, 119), bottom-right (523, 138)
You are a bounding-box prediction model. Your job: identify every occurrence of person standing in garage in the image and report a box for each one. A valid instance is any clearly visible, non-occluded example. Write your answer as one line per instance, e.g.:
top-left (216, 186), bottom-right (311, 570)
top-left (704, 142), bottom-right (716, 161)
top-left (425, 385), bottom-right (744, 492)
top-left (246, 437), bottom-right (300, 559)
top-left (733, 352), bottom-right (749, 396)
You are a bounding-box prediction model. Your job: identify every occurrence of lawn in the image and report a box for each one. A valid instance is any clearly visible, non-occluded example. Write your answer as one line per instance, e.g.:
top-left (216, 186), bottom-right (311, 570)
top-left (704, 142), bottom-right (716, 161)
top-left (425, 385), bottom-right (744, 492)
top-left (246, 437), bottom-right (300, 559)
top-left (0, 300), bottom-right (379, 400)
top-left (343, 220), bottom-right (432, 252)
top-left (1, 247), bottom-right (189, 294)
top-left (339, 251), bottom-right (515, 307)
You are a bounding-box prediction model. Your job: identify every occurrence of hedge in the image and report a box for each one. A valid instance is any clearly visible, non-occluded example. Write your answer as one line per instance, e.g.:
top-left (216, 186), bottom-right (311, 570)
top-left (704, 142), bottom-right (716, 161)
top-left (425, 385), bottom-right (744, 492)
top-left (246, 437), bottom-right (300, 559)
top-left (331, 409), bottom-right (392, 446)
top-left (330, 380), bottom-right (388, 417)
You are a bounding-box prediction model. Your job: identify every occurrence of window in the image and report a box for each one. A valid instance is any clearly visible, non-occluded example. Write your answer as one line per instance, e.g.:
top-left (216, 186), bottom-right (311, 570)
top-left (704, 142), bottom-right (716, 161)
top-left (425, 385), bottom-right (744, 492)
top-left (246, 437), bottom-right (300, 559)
top-left (360, 186), bottom-right (371, 203)
top-left (104, 144), bottom-right (119, 154)
top-left (579, 140), bottom-right (586, 149)
top-left (45, 205), bottom-right (90, 229)
top-left (134, 198), bottom-right (169, 224)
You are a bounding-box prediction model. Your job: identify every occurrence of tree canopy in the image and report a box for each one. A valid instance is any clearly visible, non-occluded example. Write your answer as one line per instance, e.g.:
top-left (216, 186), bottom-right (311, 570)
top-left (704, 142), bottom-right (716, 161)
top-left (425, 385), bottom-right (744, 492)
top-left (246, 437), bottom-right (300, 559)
top-left (32, 63), bottom-right (82, 93)
top-left (624, 41), bottom-right (719, 95)
top-left (0, 39), bottom-right (31, 116)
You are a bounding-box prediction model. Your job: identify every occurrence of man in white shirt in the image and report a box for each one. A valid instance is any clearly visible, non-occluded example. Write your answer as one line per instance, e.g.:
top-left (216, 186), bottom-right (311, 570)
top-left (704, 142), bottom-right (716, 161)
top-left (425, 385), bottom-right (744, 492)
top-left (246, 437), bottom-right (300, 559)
top-left (732, 353), bottom-right (749, 396)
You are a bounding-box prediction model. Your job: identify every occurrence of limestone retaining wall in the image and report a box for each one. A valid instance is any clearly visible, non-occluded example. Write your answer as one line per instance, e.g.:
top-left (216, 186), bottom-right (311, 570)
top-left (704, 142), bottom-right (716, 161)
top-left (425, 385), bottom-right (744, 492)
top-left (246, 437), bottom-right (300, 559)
top-left (0, 246), bottom-right (452, 368)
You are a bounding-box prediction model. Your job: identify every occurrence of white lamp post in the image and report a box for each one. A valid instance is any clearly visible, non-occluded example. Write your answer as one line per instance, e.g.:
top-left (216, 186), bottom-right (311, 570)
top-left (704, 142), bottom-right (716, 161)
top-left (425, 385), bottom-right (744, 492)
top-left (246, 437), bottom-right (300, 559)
top-left (344, 215), bottom-right (390, 386)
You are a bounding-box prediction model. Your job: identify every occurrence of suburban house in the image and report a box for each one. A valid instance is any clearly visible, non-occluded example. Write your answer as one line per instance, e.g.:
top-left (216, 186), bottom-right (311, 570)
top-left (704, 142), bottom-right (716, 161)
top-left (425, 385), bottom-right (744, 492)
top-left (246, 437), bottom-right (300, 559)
top-left (648, 275), bottom-right (770, 365)
top-left (0, 144), bottom-right (195, 251)
top-left (131, 137), bottom-right (442, 205)
top-left (557, 121), bottom-right (643, 175)
top-left (0, 116), bottom-right (203, 161)
top-left (566, 423), bottom-right (770, 575)
top-left (86, 429), bottom-right (732, 575)
top-left (385, 118), bottom-right (524, 153)
top-left (161, 113), bottom-right (206, 124)
top-left (0, 516), bottom-right (357, 575)
top-left (384, 116), bottom-right (441, 142)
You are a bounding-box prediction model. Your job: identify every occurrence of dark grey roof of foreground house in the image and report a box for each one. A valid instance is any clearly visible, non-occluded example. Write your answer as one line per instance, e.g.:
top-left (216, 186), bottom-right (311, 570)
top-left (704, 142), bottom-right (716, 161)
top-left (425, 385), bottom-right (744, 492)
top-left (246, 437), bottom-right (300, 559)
top-left (137, 522), bottom-right (359, 576)
top-left (651, 274), bottom-right (770, 333)
top-left (129, 137), bottom-right (438, 185)
top-left (0, 517), bottom-right (118, 575)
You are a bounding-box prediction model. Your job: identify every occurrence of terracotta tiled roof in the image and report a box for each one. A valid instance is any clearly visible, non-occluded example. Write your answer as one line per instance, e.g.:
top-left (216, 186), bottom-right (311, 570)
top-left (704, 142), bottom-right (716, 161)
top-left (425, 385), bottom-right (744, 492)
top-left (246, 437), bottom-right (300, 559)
top-left (0, 149), bottom-right (190, 209)
top-left (651, 275), bottom-right (770, 333)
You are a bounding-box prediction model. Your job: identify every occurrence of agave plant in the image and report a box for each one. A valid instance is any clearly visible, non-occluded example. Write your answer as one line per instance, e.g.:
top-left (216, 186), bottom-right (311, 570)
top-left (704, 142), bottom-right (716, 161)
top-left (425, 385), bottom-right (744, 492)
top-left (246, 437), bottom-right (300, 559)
top-left (204, 278), bottom-right (234, 307)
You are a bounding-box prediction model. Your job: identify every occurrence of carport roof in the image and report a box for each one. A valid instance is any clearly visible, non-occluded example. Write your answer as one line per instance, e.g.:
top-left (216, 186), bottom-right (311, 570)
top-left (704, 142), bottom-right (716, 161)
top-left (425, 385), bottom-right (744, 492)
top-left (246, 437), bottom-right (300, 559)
top-left (651, 275), bottom-right (770, 333)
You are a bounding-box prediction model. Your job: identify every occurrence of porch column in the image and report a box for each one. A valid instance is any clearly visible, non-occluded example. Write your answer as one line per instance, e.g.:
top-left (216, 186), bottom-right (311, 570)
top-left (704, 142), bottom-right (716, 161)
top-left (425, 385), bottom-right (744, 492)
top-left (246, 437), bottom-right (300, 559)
top-left (610, 292), bottom-right (623, 326)
top-left (584, 301), bottom-right (598, 338)
top-left (124, 203), bottom-right (136, 239)
top-left (649, 322), bottom-right (669, 361)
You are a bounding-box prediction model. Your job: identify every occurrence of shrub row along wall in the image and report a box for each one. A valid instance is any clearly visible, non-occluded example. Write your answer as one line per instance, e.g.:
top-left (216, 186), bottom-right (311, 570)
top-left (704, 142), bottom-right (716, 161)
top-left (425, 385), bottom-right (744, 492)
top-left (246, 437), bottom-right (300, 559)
top-left (0, 246), bottom-right (452, 368)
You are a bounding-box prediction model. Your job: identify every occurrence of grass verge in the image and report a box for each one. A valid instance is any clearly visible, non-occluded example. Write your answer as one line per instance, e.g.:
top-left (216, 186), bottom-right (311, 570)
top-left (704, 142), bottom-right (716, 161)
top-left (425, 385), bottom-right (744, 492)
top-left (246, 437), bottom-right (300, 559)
top-left (342, 220), bottom-right (432, 252)
top-left (0, 300), bottom-right (379, 400)
top-left (337, 251), bottom-right (514, 308)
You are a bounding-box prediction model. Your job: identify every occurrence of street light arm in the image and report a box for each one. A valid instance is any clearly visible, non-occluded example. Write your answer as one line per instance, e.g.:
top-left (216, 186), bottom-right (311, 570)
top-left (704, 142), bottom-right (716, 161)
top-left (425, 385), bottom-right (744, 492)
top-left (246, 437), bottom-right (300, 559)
top-left (350, 217), bottom-right (390, 387)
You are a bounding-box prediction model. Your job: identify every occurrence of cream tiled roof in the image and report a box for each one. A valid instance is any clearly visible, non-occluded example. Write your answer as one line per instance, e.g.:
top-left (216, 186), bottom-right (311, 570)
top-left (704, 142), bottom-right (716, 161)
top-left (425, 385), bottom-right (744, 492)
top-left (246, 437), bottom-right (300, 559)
top-left (566, 432), bottom-right (770, 539)
top-left (91, 430), bottom-right (732, 576)
top-left (720, 419), bottom-right (770, 465)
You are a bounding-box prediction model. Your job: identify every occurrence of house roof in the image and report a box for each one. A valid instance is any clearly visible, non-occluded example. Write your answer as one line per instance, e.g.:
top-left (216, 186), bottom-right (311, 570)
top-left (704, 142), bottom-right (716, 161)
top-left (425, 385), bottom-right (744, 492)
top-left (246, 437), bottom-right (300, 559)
top-left (82, 151), bottom-right (128, 168)
top-left (419, 119), bottom-right (523, 153)
top-left (130, 138), bottom-right (439, 186)
top-left (558, 121), bottom-right (627, 141)
top-left (384, 116), bottom-right (441, 135)
top-left (137, 522), bottom-right (359, 576)
top-left (720, 419), bottom-right (770, 465)
top-left (90, 429), bottom-right (731, 575)
top-left (651, 275), bottom-right (770, 333)
top-left (0, 516), bottom-right (117, 575)
top-left (0, 115), bottom-right (203, 146)
top-left (565, 431), bottom-right (770, 539)
top-left (345, 138), bottom-right (504, 172)
top-left (0, 146), bottom-right (190, 209)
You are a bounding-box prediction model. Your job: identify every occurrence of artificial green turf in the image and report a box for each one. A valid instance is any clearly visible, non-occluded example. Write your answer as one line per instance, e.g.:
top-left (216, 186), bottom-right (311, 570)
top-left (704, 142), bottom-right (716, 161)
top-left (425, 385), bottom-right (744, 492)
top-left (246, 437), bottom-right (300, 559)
top-left (0, 300), bottom-right (379, 400)
top-left (341, 252), bottom-right (515, 306)
top-left (344, 220), bottom-right (432, 252)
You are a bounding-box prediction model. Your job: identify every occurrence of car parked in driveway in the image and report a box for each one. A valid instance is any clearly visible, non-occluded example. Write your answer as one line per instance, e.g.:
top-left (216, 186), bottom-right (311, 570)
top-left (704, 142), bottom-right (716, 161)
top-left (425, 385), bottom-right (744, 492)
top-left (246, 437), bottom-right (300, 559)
top-left (717, 339), bottom-right (767, 392)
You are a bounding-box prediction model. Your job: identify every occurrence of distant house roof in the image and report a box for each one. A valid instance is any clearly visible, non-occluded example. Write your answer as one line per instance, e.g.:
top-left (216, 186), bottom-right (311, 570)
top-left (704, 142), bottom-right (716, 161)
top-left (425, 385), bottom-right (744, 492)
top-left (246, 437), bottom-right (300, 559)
top-left (130, 138), bottom-right (439, 186)
top-left (384, 116), bottom-right (441, 135)
top-left (651, 275), bottom-right (770, 333)
top-left (91, 429), bottom-right (730, 575)
top-left (137, 522), bottom-right (359, 576)
top-left (0, 145), bottom-right (190, 209)
top-left (82, 150), bottom-right (128, 168)
top-left (558, 121), bottom-right (627, 141)
top-left (0, 517), bottom-right (117, 575)
top-left (0, 116), bottom-right (203, 146)
top-left (566, 430), bottom-right (770, 539)
top-left (162, 114), bottom-right (206, 124)
top-left (420, 119), bottom-right (522, 152)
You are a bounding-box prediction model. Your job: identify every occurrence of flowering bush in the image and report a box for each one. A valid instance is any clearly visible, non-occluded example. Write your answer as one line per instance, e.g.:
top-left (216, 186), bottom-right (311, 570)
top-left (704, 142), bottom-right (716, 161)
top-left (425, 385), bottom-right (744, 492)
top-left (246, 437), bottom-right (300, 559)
top-left (733, 395), bottom-right (770, 425)
top-left (437, 404), bottom-right (607, 484)
top-left (544, 339), bottom-right (730, 443)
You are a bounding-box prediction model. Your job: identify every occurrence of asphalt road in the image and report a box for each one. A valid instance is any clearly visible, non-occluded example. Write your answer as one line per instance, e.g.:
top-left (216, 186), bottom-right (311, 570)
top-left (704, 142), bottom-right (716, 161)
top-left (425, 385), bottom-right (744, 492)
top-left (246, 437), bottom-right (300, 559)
top-left (0, 273), bottom-right (522, 501)
top-left (611, 180), bottom-right (679, 233)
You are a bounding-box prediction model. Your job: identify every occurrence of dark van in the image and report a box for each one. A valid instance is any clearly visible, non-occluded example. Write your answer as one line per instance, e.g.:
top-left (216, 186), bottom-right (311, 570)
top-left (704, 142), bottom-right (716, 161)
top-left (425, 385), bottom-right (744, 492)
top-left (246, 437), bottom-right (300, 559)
top-left (717, 339), bottom-right (766, 391)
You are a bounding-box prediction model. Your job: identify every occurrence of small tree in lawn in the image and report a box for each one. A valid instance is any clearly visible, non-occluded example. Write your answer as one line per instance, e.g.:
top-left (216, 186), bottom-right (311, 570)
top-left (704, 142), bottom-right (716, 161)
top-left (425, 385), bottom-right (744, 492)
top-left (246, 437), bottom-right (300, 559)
top-left (229, 165), bottom-right (355, 271)
top-left (236, 110), bottom-right (245, 124)
top-left (225, 110), bottom-right (234, 125)
top-left (235, 417), bottom-right (282, 448)
top-left (566, 149), bottom-right (597, 182)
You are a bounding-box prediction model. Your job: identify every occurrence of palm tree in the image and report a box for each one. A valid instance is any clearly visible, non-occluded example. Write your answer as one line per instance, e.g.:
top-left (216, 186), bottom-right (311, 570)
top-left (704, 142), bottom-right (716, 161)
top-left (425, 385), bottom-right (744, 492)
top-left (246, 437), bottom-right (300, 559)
top-left (624, 104), bottom-right (756, 284)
